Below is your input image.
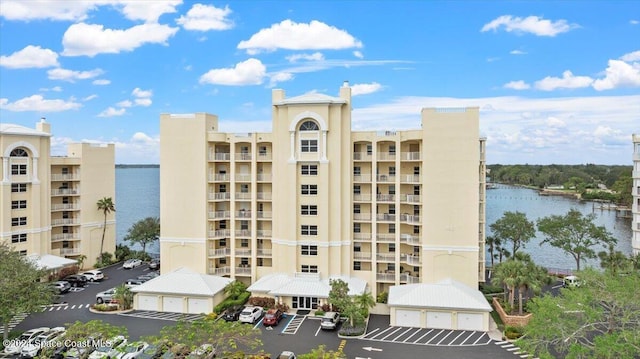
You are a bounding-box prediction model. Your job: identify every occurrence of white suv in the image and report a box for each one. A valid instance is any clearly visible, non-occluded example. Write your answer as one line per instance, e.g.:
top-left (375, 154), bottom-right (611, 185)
top-left (239, 306), bottom-right (264, 324)
top-left (320, 311), bottom-right (340, 330)
top-left (82, 270), bottom-right (104, 282)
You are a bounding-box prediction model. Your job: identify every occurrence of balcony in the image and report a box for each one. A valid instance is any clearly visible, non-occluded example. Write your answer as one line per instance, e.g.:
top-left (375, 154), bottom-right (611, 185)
top-left (52, 218), bottom-right (79, 226)
top-left (236, 174), bottom-right (252, 182)
top-left (376, 213), bottom-right (396, 222)
top-left (376, 175), bottom-right (396, 183)
top-left (213, 266), bottom-right (231, 276)
top-left (235, 266), bottom-right (251, 275)
top-left (353, 194), bottom-right (372, 202)
top-left (236, 210), bottom-right (252, 218)
top-left (60, 247), bottom-right (82, 256)
top-left (400, 214), bottom-right (420, 224)
top-left (257, 211), bottom-right (272, 219)
top-left (208, 211), bottom-right (230, 220)
top-left (51, 188), bottom-right (79, 196)
top-left (353, 233), bottom-right (372, 241)
top-left (257, 153), bottom-right (272, 161)
top-left (400, 194), bottom-right (421, 203)
top-left (51, 203), bottom-right (80, 211)
top-left (210, 174), bottom-right (230, 182)
top-left (235, 153), bottom-right (252, 161)
top-left (235, 229), bottom-right (251, 237)
top-left (377, 152), bottom-right (396, 161)
top-left (209, 192), bottom-right (230, 200)
top-left (209, 229), bottom-right (231, 238)
top-left (235, 192), bottom-right (252, 200)
top-left (376, 194), bottom-right (395, 202)
top-left (376, 253), bottom-right (396, 261)
top-left (210, 153), bottom-right (230, 161)
top-left (257, 230), bottom-right (272, 238)
top-left (235, 248), bottom-right (252, 256)
top-left (401, 254), bottom-right (421, 265)
top-left (353, 252), bottom-right (372, 260)
top-left (400, 234), bottom-right (420, 245)
top-left (400, 273), bottom-right (420, 283)
top-left (208, 248), bottom-right (230, 257)
top-left (257, 248), bottom-right (272, 257)
top-left (257, 192), bottom-right (272, 200)
top-left (400, 175), bottom-right (420, 183)
top-left (257, 174), bottom-right (272, 181)
top-left (401, 152), bottom-right (421, 161)
top-left (353, 152), bottom-right (373, 161)
top-left (353, 213), bottom-right (371, 221)
top-left (51, 174), bottom-right (79, 181)
top-left (51, 233), bottom-right (79, 242)
top-left (376, 273), bottom-right (395, 282)
top-left (353, 174), bottom-right (372, 182)
top-left (376, 233), bottom-right (396, 242)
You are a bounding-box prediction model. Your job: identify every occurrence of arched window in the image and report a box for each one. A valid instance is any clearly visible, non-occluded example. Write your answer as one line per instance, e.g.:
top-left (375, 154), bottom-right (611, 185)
top-left (10, 148), bottom-right (28, 157)
top-left (299, 120), bottom-right (319, 131)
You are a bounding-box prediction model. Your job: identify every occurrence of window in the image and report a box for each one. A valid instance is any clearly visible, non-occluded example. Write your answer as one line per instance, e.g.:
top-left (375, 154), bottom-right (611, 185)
top-left (414, 185), bottom-right (420, 195)
top-left (389, 224), bottom-right (395, 234)
top-left (353, 167), bottom-right (361, 175)
top-left (301, 245), bottom-right (318, 256)
top-left (12, 217), bottom-right (27, 226)
top-left (259, 146), bottom-right (267, 155)
top-left (301, 140), bottom-right (318, 153)
top-left (301, 185), bottom-right (318, 195)
top-left (62, 226), bottom-right (70, 234)
top-left (389, 145), bottom-right (396, 155)
top-left (219, 258), bottom-right (227, 265)
top-left (11, 233), bottom-right (27, 243)
top-left (62, 211), bottom-right (70, 219)
top-left (388, 263), bottom-right (396, 272)
top-left (61, 167), bottom-right (69, 175)
top-left (241, 258), bottom-right (249, 266)
top-left (219, 221), bottom-right (227, 229)
top-left (240, 146), bottom-right (249, 154)
top-left (414, 246), bottom-right (420, 255)
top-left (241, 238), bottom-right (249, 247)
top-left (301, 265), bottom-right (318, 273)
top-left (240, 184), bottom-right (249, 193)
top-left (389, 243), bottom-right (396, 252)
top-left (414, 205), bottom-right (420, 216)
top-left (11, 164), bottom-right (27, 175)
top-left (301, 225), bottom-right (318, 236)
top-left (10, 148), bottom-right (28, 157)
top-left (389, 205), bottom-right (395, 215)
top-left (11, 200), bottom-right (27, 209)
top-left (220, 238), bottom-right (227, 246)
top-left (414, 166), bottom-right (420, 175)
top-left (240, 221), bottom-right (249, 230)
top-left (389, 167), bottom-right (396, 176)
top-left (414, 266), bottom-right (420, 273)
top-left (19, 250), bottom-right (27, 256)
top-left (354, 243), bottom-right (361, 252)
top-left (301, 164), bottom-right (318, 175)
top-left (219, 184), bottom-right (227, 193)
top-left (353, 223), bottom-right (361, 233)
top-left (353, 261), bottom-right (361, 271)
top-left (301, 205), bottom-right (318, 215)
top-left (413, 226), bottom-right (420, 234)
top-left (389, 185), bottom-right (395, 195)
top-left (257, 258), bottom-right (264, 266)
top-left (11, 183), bottom-right (27, 192)
top-left (353, 204), bottom-right (361, 214)
top-left (366, 144), bottom-right (373, 155)
top-left (300, 120), bottom-right (319, 131)
top-left (353, 185), bottom-right (361, 194)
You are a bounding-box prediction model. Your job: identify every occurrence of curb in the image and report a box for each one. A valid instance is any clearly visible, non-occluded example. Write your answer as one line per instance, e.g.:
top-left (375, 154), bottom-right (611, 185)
top-left (88, 306), bottom-right (135, 315)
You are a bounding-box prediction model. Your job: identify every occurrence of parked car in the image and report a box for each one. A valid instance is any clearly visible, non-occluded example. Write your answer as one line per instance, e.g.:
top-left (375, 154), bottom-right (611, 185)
top-left (262, 309), bottom-right (284, 326)
top-left (123, 259), bottom-right (142, 269)
top-left (563, 275), bottom-right (581, 288)
top-left (96, 287), bottom-right (117, 304)
top-left (20, 327), bottom-right (65, 358)
top-left (82, 270), bottom-right (105, 282)
top-left (159, 344), bottom-right (190, 359)
top-left (222, 305), bottom-right (245, 322)
top-left (88, 335), bottom-right (127, 359)
top-left (136, 342), bottom-right (169, 359)
top-left (320, 311), bottom-right (340, 330)
top-left (50, 280), bottom-right (71, 294)
top-left (185, 344), bottom-right (216, 359)
top-left (116, 341), bottom-right (149, 359)
top-left (149, 258), bottom-right (160, 270)
top-left (63, 274), bottom-right (88, 287)
top-left (239, 306), bottom-right (263, 324)
top-left (138, 271), bottom-right (160, 281)
top-left (276, 351), bottom-right (297, 359)
top-left (3, 327), bottom-right (50, 354)
top-left (125, 279), bottom-right (145, 288)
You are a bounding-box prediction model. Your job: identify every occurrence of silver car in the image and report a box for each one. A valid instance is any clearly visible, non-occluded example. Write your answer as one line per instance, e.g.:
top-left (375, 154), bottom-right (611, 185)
top-left (96, 287), bottom-right (117, 304)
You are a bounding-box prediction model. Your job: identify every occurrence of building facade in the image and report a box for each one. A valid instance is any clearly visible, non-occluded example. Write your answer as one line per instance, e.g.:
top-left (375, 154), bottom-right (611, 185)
top-left (633, 134), bottom-right (640, 255)
top-left (0, 120), bottom-right (116, 265)
top-left (159, 83), bottom-right (485, 303)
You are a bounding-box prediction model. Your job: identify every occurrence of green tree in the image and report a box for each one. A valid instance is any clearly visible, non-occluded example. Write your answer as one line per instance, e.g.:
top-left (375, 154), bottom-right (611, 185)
top-left (490, 211), bottom-right (536, 258)
top-left (492, 256), bottom-right (523, 312)
top-left (147, 317), bottom-right (261, 357)
top-left (96, 197), bottom-right (116, 257)
top-left (298, 344), bottom-right (347, 359)
top-left (39, 320), bottom-right (127, 358)
top-left (512, 252), bottom-right (552, 315)
top-left (0, 243), bottom-right (55, 340)
top-left (328, 279), bottom-right (361, 327)
top-left (537, 209), bottom-right (617, 271)
top-left (611, 173), bottom-right (632, 206)
top-left (598, 244), bottom-right (630, 275)
top-left (519, 269), bottom-right (640, 358)
top-left (124, 217), bottom-right (159, 258)
top-left (224, 280), bottom-right (248, 299)
top-left (485, 235), bottom-right (500, 267)
top-left (353, 291), bottom-right (376, 317)
top-left (113, 284), bottom-right (134, 310)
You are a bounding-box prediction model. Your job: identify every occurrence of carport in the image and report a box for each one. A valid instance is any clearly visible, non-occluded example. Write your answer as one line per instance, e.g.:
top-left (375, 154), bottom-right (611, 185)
top-left (131, 267), bottom-right (232, 314)
top-left (388, 278), bottom-right (492, 331)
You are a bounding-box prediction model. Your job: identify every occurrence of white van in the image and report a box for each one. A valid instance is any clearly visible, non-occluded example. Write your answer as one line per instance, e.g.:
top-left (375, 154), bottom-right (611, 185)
top-left (562, 275), bottom-right (580, 288)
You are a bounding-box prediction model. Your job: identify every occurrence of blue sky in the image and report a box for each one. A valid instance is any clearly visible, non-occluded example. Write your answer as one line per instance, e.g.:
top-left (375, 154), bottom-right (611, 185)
top-left (1, 1), bottom-right (638, 164)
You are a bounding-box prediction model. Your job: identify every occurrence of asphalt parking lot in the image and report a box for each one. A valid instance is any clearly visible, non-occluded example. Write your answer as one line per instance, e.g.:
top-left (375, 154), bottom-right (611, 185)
top-left (4, 265), bottom-right (523, 359)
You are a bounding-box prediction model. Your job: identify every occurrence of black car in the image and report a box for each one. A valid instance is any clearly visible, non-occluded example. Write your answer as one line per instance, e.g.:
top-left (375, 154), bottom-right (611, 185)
top-left (222, 305), bottom-right (245, 321)
top-left (62, 274), bottom-right (87, 287)
top-left (149, 258), bottom-right (160, 270)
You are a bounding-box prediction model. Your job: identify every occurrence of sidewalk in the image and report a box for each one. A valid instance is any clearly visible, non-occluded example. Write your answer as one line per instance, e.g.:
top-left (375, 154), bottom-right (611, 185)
top-left (487, 316), bottom-right (503, 341)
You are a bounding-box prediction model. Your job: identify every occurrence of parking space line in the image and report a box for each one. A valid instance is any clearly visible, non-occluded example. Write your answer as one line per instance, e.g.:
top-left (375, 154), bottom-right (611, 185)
top-left (473, 333), bottom-right (490, 345)
top-left (368, 326), bottom-right (394, 340)
top-left (392, 327), bottom-right (414, 341)
top-left (414, 328), bottom-right (433, 343)
top-left (425, 329), bottom-right (444, 344)
top-left (464, 331), bottom-right (477, 344)
top-left (363, 327), bottom-right (380, 338)
top-left (403, 328), bottom-right (423, 342)
top-left (436, 330), bottom-right (454, 345)
top-left (381, 327), bottom-right (403, 341)
top-left (449, 330), bottom-right (466, 345)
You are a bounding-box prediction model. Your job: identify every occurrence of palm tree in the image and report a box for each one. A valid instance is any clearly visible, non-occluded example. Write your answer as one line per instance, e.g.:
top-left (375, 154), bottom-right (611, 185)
top-left (96, 197), bottom-right (115, 257)
top-left (113, 284), bottom-right (133, 310)
top-left (512, 252), bottom-right (551, 315)
top-left (353, 291), bottom-right (376, 316)
top-left (598, 244), bottom-right (630, 275)
top-left (492, 258), bottom-right (524, 311)
top-left (223, 280), bottom-right (247, 299)
top-left (486, 235), bottom-right (500, 268)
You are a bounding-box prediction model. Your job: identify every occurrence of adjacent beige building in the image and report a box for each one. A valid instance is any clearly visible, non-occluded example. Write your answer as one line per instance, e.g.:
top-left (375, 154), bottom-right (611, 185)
top-left (0, 120), bottom-right (116, 266)
top-left (160, 83), bottom-right (486, 313)
top-left (633, 134), bottom-right (640, 255)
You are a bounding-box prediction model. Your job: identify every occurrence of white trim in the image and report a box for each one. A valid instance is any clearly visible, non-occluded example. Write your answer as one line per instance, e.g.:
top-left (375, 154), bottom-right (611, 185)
top-left (3, 140), bottom-right (40, 158)
top-left (421, 246), bottom-right (479, 252)
top-left (160, 237), bottom-right (206, 244)
top-left (0, 226), bottom-right (51, 237)
top-left (271, 238), bottom-right (351, 247)
top-left (289, 111), bottom-right (327, 132)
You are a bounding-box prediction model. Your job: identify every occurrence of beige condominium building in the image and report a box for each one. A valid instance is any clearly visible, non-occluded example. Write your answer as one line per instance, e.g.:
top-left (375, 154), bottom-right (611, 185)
top-left (160, 83), bottom-right (486, 314)
top-left (633, 134), bottom-right (640, 255)
top-left (0, 120), bottom-right (116, 267)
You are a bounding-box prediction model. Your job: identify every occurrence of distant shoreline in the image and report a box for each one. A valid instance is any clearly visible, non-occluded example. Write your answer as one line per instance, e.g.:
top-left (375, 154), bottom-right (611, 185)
top-left (115, 164), bottom-right (159, 168)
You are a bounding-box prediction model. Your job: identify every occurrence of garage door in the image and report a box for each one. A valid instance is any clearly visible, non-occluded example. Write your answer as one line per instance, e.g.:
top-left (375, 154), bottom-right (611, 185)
top-left (457, 312), bottom-right (484, 331)
top-left (395, 309), bottom-right (422, 328)
top-left (137, 295), bottom-right (158, 311)
top-left (162, 296), bottom-right (184, 313)
top-left (187, 298), bottom-right (210, 314)
top-left (426, 311), bottom-right (452, 329)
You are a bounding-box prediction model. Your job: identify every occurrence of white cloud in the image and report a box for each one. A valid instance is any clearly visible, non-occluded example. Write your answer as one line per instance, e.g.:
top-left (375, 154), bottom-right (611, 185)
top-left (286, 52), bottom-right (325, 63)
top-left (486, 57), bottom-right (500, 62)
top-left (134, 98), bottom-right (152, 107)
top-left (199, 58), bottom-right (266, 86)
top-left (132, 88), bottom-right (152, 98)
top-left (268, 72), bottom-right (294, 87)
top-left (116, 0), bottom-right (181, 23)
top-left (112, 132), bottom-right (160, 164)
top-left (546, 117), bottom-right (566, 128)
top-left (98, 107), bottom-right (126, 117)
top-left (116, 100), bottom-right (133, 108)
top-left (353, 50), bottom-right (364, 59)
top-left (39, 86), bottom-right (63, 92)
top-left (631, 20), bottom-right (639, 25)
top-left (93, 79), bottom-right (111, 85)
top-left (510, 49), bottom-right (527, 55)
top-left (592, 59), bottom-right (640, 90)
top-left (83, 94), bottom-right (98, 101)
top-left (0, 0), bottom-right (97, 21)
top-left (237, 20), bottom-right (363, 54)
top-left (47, 67), bottom-right (104, 82)
top-left (534, 70), bottom-right (593, 91)
top-left (62, 22), bottom-right (179, 57)
top-left (176, 4), bottom-right (233, 31)
top-left (620, 50), bottom-right (640, 62)
top-left (504, 80), bottom-right (531, 90)
top-left (0, 45), bottom-right (59, 69)
top-left (351, 82), bottom-right (382, 96)
top-left (0, 94), bottom-right (81, 112)
top-left (481, 15), bottom-right (578, 36)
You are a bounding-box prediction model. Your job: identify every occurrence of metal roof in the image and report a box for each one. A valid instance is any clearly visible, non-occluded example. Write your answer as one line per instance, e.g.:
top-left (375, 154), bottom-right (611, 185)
top-left (131, 267), bottom-right (233, 297)
top-left (247, 273), bottom-right (367, 298)
top-left (0, 123), bottom-right (50, 137)
top-left (388, 279), bottom-right (492, 312)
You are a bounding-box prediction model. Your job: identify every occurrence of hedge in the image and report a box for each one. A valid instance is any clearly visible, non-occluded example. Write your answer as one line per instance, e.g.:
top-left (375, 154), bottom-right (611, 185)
top-left (214, 291), bottom-right (251, 314)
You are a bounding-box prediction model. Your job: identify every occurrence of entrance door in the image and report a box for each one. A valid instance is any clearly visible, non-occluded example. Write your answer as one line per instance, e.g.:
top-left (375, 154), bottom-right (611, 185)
top-left (292, 296), bottom-right (318, 309)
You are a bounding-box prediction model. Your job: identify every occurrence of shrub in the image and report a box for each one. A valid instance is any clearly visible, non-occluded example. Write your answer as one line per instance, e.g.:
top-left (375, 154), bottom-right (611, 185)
top-left (480, 283), bottom-right (504, 295)
top-left (376, 291), bottom-right (388, 304)
top-left (95, 252), bottom-right (114, 268)
top-left (247, 296), bottom-right (275, 309)
top-left (92, 303), bottom-right (119, 312)
top-left (315, 310), bottom-right (325, 316)
top-left (214, 291), bottom-right (251, 314)
top-left (338, 323), bottom-right (366, 337)
top-left (56, 265), bottom-right (79, 280)
top-left (275, 303), bottom-right (290, 313)
top-left (504, 326), bottom-right (524, 340)
top-left (320, 303), bottom-right (332, 312)
top-left (205, 312), bottom-right (218, 320)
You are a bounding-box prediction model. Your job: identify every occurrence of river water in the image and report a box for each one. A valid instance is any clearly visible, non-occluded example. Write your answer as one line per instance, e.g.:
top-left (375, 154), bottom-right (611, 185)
top-left (115, 168), bottom-right (633, 271)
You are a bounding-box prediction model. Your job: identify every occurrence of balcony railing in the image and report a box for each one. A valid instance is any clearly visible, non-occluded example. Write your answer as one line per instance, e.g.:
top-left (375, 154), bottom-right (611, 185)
top-left (353, 152), bottom-right (373, 161)
top-left (210, 153), bottom-right (230, 161)
top-left (400, 214), bottom-right (420, 224)
top-left (235, 192), bottom-right (252, 200)
top-left (400, 194), bottom-right (421, 203)
top-left (353, 174), bottom-right (372, 182)
top-left (51, 203), bottom-right (80, 211)
top-left (51, 174), bottom-right (80, 181)
top-left (353, 233), bottom-right (372, 241)
top-left (376, 233), bottom-right (396, 242)
top-left (257, 211), bottom-right (272, 219)
top-left (235, 248), bottom-right (252, 256)
top-left (376, 194), bottom-right (395, 202)
top-left (208, 248), bottom-right (230, 257)
top-left (52, 218), bottom-right (79, 226)
top-left (235, 266), bottom-right (251, 275)
top-left (376, 273), bottom-right (395, 282)
top-left (400, 234), bottom-right (420, 245)
top-left (210, 174), bottom-right (230, 181)
top-left (353, 194), bottom-right (372, 202)
top-left (257, 230), bottom-right (272, 238)
top-left (235, 174), bottom-right (252, 182)
top-left (257, 192), bottom-right (272, 200)
top-left (209, 211), bottom-right (230, 219)
top-left (209, 229), bottom-right (231, 238)
top-left (257, 248), bottom-right (272, 257)
top-left (376, 175), bottom-right (396, 183)
top-left (400, 273), bottom-right (420, 283)
top-left (353, 213), bottom-right (371, 221)
top-left (209, 192), bottom-right (230, 200)
top-left (257, 174), bottom-right (272, 181)
top-left (51, 233), bottom-right (79, 242)
top-left (353, 252), bottom-right (372, 260)
top-left (235, 229), bottom-right (251, 237)
top-left (235, 153), bottom-right (252, 161)
top-left (257, 153), bottom-right (272, 161)
top-left (213, 266), bottom-right (231, 275)
top-left (401, 254), bottom-right (421, 265)
top-left (51, 188), bottom-right (79, 196)
top-left (60, 247), bottom-right (81, 255)
top-left (376, 253), bottom-right (396, 261)
top-left (401, 174), bottom-right (420, 183)
top-left (401, 152), bottom-right (421, 161)
top-left (377, 153), bottom-right (396, 161)
top-left (376, 213), bottom-right (396, 222)
top-left (236, 210), bottom-right (252, 218)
